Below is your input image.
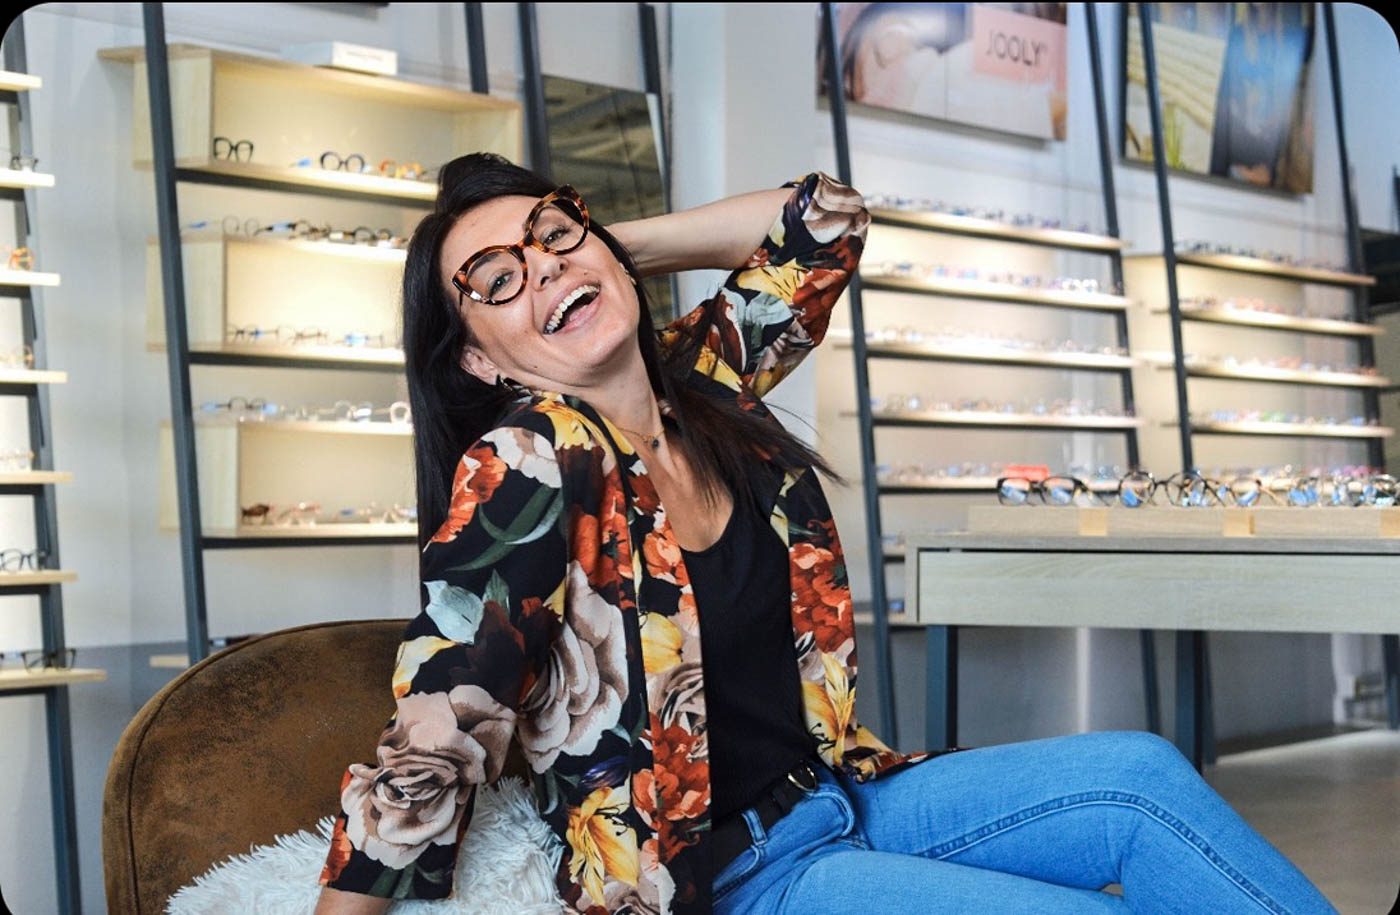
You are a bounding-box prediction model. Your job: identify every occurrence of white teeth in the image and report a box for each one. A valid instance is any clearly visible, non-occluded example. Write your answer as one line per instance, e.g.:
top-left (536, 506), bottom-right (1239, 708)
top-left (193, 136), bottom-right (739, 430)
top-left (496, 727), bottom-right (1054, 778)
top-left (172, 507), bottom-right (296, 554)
top-left (544, 285), bottom-right (599, 335)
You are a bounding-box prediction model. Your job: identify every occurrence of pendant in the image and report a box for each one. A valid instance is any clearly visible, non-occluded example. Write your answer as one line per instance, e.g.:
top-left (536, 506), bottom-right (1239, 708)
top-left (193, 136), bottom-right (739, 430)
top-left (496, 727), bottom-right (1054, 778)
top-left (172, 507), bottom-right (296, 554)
top-left (649, 436), bottom-right (661, 450)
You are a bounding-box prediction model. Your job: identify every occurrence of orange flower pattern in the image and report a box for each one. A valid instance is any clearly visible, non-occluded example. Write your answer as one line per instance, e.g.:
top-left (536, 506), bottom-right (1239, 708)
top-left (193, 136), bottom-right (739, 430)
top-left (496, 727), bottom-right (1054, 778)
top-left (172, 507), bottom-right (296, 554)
top-left (322, 172), bottom-right (951, 911)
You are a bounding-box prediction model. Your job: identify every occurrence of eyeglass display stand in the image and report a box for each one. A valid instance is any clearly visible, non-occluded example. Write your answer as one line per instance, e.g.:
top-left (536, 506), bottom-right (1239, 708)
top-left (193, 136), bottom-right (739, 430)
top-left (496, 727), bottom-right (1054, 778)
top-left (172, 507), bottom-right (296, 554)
top-left (819, 5), bottom-right (1161, 749)
top-left (1125, 4), bottom-right (1399, 768)
top-left (103, 8), bottom-right (521, 669)
top-left (1, 23), bottom-right (108, 915)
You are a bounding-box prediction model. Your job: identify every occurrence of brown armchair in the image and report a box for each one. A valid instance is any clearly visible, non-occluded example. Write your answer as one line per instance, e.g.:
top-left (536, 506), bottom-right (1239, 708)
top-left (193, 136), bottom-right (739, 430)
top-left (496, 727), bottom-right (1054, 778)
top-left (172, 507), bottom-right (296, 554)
top-left (102, 619), bottom-right (527, 913)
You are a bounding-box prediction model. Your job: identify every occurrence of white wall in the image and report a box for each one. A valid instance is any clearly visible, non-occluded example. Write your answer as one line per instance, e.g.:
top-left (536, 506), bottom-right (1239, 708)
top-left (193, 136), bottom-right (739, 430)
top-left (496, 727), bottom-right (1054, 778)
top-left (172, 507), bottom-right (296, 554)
top-left (0, 3), bottom-right (1394, 911)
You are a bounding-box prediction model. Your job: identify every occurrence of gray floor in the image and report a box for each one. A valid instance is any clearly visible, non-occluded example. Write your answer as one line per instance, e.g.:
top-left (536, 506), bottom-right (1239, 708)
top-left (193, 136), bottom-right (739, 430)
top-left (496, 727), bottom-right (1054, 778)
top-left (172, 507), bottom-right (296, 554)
top-left (1204, 730), bottom-right (1400, 914)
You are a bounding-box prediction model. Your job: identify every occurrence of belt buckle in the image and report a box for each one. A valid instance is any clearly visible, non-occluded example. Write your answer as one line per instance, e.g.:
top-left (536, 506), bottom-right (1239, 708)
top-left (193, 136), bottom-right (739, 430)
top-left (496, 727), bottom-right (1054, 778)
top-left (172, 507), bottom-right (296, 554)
top-left (786, 761), bottom-right (818, 795)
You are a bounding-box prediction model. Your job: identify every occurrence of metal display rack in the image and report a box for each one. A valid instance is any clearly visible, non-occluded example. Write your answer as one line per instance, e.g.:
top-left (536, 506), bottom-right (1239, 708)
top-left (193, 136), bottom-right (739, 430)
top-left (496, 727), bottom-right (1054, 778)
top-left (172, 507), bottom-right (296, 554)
top-left (820, 4), bottom-right (1160, 747)
top-left (121, 3), bottom-right (509, 666)
top-left (1132, 1), bottom-right (1399, 763)
top-left (2, 20), bottom-right (106, 914)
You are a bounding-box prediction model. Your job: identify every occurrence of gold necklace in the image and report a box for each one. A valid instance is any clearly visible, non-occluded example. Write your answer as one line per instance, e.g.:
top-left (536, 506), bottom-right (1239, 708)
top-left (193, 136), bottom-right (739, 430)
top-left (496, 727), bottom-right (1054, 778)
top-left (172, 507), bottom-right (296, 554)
top-left (614, 401), bottom-right (669, 451)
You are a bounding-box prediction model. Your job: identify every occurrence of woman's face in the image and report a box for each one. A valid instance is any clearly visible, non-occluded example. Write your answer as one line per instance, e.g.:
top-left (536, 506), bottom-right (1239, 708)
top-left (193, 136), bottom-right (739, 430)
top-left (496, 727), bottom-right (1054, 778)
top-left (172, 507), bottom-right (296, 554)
top-left (439, 193), bottom-right (640, 394)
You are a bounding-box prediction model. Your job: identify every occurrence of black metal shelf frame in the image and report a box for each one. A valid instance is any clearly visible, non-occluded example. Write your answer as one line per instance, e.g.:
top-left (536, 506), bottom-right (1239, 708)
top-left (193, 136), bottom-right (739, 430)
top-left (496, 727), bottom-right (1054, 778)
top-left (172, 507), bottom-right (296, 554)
top-left (1, 19), bottom-right (84, 914)
top-left (819, 3), bottom-right (1160, 749)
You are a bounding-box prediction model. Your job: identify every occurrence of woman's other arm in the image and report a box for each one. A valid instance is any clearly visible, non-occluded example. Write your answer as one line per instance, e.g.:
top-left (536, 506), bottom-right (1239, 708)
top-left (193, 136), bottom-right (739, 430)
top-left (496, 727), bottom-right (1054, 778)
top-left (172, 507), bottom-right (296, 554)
top-left (314, 413), bottom-right (567, 909)
top-left (610, 187), bottom-right (794, 277)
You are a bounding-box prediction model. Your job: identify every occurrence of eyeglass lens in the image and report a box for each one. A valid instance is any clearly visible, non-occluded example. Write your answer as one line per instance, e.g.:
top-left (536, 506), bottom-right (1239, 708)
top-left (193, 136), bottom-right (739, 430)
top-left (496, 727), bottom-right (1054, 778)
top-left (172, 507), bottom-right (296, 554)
top-left (465, 197), bottom-right (587, 304)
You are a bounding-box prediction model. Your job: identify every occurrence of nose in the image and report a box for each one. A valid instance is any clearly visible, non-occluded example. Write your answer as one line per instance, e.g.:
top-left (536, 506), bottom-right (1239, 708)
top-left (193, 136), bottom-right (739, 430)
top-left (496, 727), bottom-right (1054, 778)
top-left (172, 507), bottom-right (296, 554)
top-left (525, 246), bottom-right (567, 289)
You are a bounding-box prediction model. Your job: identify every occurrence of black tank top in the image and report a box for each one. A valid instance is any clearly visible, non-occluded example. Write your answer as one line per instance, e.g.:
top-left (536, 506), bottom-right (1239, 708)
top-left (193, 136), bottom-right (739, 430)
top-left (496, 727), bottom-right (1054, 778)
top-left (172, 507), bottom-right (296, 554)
top-left (680, 491), bottom-right (818, 823)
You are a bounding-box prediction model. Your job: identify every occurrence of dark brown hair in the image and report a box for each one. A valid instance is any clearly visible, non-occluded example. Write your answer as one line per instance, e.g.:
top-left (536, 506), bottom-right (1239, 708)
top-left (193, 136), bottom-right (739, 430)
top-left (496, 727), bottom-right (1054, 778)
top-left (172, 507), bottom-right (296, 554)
top-left (403, 152), bottom-right (843, 548)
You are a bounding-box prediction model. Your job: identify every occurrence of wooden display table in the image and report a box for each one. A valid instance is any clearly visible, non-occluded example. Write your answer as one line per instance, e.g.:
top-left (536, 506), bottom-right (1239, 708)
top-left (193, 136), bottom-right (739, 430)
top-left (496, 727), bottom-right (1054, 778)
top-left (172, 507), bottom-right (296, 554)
top-left (904, 532), bottom-right (1400, 768)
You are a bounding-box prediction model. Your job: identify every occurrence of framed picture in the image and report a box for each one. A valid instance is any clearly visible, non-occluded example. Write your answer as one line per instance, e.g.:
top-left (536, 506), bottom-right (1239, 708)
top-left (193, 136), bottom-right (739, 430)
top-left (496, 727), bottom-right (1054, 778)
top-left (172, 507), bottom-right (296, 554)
top-left (819, 3), bottom-right (1070, 141)
top-left (1122, 3), bottom-right (1316, 193)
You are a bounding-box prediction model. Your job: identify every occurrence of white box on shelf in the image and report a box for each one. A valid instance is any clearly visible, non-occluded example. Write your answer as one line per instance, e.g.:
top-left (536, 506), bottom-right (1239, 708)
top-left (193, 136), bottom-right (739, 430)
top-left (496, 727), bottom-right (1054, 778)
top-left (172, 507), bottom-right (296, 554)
top-left (280, 41), bottom-right (398, 77)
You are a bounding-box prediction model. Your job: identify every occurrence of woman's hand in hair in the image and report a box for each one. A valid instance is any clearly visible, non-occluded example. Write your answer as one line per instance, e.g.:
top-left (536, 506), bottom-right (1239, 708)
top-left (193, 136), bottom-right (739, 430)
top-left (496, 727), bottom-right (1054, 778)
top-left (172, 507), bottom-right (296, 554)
top-left (608, 187), bottom-right (796, 278)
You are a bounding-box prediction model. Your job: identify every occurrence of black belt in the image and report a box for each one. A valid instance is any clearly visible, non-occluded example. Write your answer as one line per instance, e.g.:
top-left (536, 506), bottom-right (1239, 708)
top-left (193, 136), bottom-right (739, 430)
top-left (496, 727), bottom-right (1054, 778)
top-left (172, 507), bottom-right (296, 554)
top-left (712, 757), bottom-right (822, 876)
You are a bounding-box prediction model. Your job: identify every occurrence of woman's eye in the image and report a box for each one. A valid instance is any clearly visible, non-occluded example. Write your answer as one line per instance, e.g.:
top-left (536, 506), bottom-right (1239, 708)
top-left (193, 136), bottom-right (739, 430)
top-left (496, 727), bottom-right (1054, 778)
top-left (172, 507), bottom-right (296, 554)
top-left (544, 226), bottom-right (567, 245)
top-left (489, 272), bottom-right (511, 296)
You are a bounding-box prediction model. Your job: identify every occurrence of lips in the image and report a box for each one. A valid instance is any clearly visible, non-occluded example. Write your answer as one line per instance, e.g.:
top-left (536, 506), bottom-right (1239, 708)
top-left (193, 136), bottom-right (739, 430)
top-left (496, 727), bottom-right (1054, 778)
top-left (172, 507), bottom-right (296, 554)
top-left (542, 282), bottom-right (600, 335)
top-left (549, 290), bottom-right (601, 336)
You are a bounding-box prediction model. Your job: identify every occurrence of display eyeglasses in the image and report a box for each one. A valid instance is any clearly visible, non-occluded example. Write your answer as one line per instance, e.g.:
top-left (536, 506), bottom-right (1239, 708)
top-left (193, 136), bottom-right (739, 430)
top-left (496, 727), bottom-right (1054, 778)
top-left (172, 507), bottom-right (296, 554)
top-left (1, 344), bottom-right (35, 368)
top-left (241, 501), bottom-right (416, 527)
top-left (9, 154), bottom-right (38, 172)
top-left (866, 260), bottom-right (1120, 295)
top-left (376, 159), bottom-right (424, 180)
top-left (453, 186), bottom-right (591, 307)
top-left (1182, 352), bottom-right (1377, 376)
top-left (1198, 410), bottom-right (1378, 428)
top-left (1180, 296), bottom-right (1348, 322)
top-left (996, 475), bottom-right (1098, 506)
top-left (20, 648), bottom-right (76, 671)
top-left (874, 394), bottom-right (1130, 418)
top-left (0, 449), bottom-right (34, 471)
top-left (865, 193), bottom-right (1098, 235)
top-left (1177, 239), bottom-right (1348, 274)
top-left (211, 136), bottom-right (254, 162)
top-left (862, 325), bottom-right (1128, 358)
top-left (0, 548), bottom-right (50, 572)
top-left (0, 245), bottom-right (35, 271)
top-left (199, 397), bottom-right (411, 426)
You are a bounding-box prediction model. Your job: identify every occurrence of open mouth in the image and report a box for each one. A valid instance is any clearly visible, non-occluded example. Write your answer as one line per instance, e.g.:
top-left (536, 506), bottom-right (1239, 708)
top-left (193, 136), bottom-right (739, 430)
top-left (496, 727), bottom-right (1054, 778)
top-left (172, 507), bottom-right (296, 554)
top-left (543, 284), bottom-right (601, 335)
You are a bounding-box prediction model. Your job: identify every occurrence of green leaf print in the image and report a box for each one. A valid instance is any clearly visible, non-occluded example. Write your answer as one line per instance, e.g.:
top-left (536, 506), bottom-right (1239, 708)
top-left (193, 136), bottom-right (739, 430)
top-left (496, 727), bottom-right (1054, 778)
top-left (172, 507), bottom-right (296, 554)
top-left (453, 485), bottom-right (562, 572)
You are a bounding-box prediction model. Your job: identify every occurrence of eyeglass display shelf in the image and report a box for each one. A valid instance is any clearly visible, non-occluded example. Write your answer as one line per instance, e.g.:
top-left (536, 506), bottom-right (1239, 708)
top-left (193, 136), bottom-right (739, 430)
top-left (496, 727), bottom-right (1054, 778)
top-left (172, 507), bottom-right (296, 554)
top-left (154, 341), bottom-right (405, 371)
top-left (189, 417), bottom-right (413, 437)
top-left (0, 267), bottom-right (60, 287)
top-left (167, 159), bottom-right (436, 206)
top-left (861, 273), bottom-right (1132, 312)
top-left (179, 232), bottom-right (408, 264)
top-left (869, 208), bottom-right (1130, 253)
top-left (0, 167), bottom-right (54, 190)
top-left (877, 477), bottom-right (1123, 495)
top-left (0, 668), bottom-right (106, 693)
top-left (0, 470), bottom-right (73, 486)
top-left (1180, 420), bottom-right (1394, 440)
top-left (1126, 251), bottom-right (1376, 287)
top-left (1152, 305), bottom-right (1383, 338)
top-left (0, 570), bottom-right (77, 588)
top-left (832, 335), bottom-right (1135, 371)
top-left (847, 409), bottom-right (1145, 432)
top-left (1161, 360), bottom-right (1392, 389)
top-left (0, 368), bottom-right (67, 385)
top-left (207, 522), bottom-right (417, 540)
top-left (0, 70), bottom-right (41, 92)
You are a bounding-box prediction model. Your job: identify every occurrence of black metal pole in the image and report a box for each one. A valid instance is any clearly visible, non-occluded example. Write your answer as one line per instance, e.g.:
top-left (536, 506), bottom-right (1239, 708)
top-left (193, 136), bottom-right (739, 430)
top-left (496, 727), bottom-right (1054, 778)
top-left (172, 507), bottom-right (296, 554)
top-left (1137, 4), bottom-right (1192, 472)
top-left (464, 3), bottom-right (489, 95)
top-left (820, 0), bottom-right (897, 745)
top-left (517, 3), bottom-right (552, 180)
top-left (637, 1), bottom-right (681, 318)
top-left (1139, 3), bottom-right (1206, 767)
top-left (143, 2), bottom-right (210, 665)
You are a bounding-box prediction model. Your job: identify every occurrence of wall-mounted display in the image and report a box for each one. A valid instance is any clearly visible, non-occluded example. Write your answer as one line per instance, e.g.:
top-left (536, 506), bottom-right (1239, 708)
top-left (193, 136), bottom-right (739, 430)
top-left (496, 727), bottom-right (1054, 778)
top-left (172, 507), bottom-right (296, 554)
top-left (1123, 3), bottom-right (1316, 192)
top-left (820, 2), bottom-right (1069, 140)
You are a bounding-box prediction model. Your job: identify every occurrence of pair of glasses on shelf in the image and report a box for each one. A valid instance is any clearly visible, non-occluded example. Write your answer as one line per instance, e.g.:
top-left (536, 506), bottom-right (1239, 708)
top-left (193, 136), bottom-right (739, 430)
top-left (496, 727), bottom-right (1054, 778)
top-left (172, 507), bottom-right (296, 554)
top-left (1, 344), bottom-right (35, 368)
top-left (0, 245), bottom-right (35, 271)
top-left (1, 548), bottom-right (50, 572)
top-left (241, 501), bottom-right (322, 527)
top-left (7, 154), bottom-right (38, 171)
top-left (996, 471), bottom-right (1250, 508)
top-left (225, 325), bottom-right (396, 349)
top-left (1177, 240), bottom-right (1347, 273)
top-left (1282, 474), bottom-right (1398, 508)
top-left (453, 186), bottom-right (591, 307)
top-left (212, 136), bottom-right (254, 162)
top-left (375, 159), bottom-right (425, 180)
top-left (876, 394), bottom-right (1129, 418)
top-left (1197, 410), bottom-right (1377, 427)
top-left (13, 648), bottom-right (77, 671)
top-left (864, 194), bottom-right (1098, 234)
top-left (0, 450), bottom-right (35, 472)
top-left (333, 503), bottom-right (417, 524)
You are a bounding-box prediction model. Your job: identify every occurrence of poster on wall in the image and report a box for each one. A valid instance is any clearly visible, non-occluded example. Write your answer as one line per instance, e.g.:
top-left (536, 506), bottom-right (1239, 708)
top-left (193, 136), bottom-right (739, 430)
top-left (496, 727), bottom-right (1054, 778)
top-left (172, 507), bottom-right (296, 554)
top-left (1122, 3), bottom-right (1315, 193)
top-left (818, 3), bottom-right (1069, 141)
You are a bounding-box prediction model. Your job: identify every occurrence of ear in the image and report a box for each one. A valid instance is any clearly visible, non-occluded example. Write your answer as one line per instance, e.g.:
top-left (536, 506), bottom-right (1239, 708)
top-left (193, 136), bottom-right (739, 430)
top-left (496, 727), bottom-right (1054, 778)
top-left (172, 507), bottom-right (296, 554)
top-left (459, 344), bottom-right (500, 385)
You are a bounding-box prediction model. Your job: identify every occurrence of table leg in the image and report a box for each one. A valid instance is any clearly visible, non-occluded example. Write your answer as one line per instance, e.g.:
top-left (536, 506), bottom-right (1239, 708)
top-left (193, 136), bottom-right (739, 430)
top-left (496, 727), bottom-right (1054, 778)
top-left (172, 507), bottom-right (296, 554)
top-left (1175, 630), bottom-right (1206, 770)
top-left (926, 625), bottom-right (958, 749)
top-left (1383, 634), bottom-right (1400, 730)
top-left (1203, 635), bottom-right (1217, 765)
top-left (1140, 629), bottom-right (1161, 734)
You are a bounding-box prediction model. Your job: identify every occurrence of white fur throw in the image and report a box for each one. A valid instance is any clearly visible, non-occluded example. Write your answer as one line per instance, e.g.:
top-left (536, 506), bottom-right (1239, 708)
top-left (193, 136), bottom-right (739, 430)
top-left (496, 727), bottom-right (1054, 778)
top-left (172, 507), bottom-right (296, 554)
top-left (165, 776), bottom-right (566, 914)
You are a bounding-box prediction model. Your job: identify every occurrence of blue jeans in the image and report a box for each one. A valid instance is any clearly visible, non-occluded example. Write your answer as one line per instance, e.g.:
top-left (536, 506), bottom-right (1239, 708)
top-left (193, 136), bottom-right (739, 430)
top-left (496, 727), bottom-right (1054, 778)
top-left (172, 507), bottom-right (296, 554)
top-left (712, 731), bottom-right (1335, 913)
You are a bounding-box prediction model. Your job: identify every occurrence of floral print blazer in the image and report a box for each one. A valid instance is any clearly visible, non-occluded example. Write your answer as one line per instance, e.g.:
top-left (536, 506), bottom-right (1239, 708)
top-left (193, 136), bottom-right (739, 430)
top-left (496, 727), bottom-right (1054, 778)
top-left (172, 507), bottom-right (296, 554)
top-left (321, 171), bottom-right (945, 913)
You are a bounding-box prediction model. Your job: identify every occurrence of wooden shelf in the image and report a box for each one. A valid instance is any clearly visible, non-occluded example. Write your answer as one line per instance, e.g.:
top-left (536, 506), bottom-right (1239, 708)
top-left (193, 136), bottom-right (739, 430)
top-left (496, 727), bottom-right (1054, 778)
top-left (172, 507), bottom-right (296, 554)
top-left (216, 418), bottom-right (412, 437)
top-left (174, 233), bottom-right (409, 264)
top-left (850, 409), bottom-right (1144, 431)
top-left (149, 654), bottom-right (190, 670)
top-left (861, 273), bottom-right (1132, 311)
top-left (1173, 251), bottom-right (1377, 287)
top-left (1185, 420), bottom-right (1394, 439)
top-left (870, 208), bottom-right (1128, 252)
top-left (835, 338), bottom-right (1134, 371)
top-left (0, 471), bottom-right (73, 486)
top-left (0, 70), bottom-right (41, 92)
top-left (0, 570), bottom-right (77, 588)
top-left (167, 342), bottom-right (405, 371)
top-left (0, 268), bottom-right (59, 287)
top-left (0, 668), bottom-right (106, 692)
top-left (1172, 361), bottom-right (1392, 389)
top-left (0, 368), bottom-right (67, 385)
top-left (878, 477), bottom-right (1122, 494)
top-left (205, 522), bottom-right (417, 539)
top-left (169, 159), bottom-right (437, 204)
top-left (1159, 305), bottom-right (1383, 338)
top-left (0, 168), bottom-right (55, 190)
